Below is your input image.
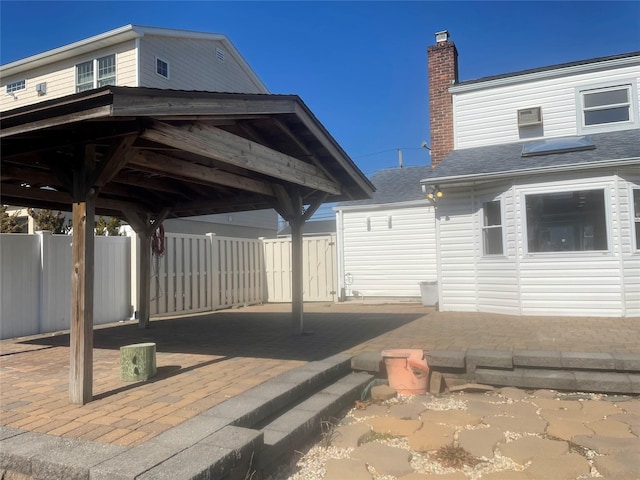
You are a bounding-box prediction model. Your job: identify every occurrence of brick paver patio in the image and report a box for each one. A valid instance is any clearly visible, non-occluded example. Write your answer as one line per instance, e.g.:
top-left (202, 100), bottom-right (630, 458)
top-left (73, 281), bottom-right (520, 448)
top-left (1, 302), bottom-right (639, 448)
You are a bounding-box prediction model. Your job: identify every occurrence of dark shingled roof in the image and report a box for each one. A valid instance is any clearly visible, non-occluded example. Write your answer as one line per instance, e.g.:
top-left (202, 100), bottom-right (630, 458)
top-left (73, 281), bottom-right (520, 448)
top-left (338, 165), bottom-right (432, 207)
top-left (422, 129), bottom-right (640, 185)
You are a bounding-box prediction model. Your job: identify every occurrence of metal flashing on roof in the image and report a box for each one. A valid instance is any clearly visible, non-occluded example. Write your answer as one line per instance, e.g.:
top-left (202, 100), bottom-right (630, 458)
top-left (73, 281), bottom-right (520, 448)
top-left (522, 136), bottom-right (595, 157)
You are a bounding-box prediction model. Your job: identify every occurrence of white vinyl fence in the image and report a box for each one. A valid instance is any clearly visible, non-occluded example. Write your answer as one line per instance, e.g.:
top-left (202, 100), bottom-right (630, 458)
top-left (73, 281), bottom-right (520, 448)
top-left (263, 235), bottom-right (337, 302)
top-left (0, 231), bottom-right (130, 339)
top-left (1, 232), bottom-right (337, 340)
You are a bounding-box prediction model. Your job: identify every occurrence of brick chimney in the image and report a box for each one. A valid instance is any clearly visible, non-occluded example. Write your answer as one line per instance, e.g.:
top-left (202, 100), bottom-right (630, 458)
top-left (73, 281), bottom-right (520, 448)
top-left (428, 30), bottom-right (458, 168)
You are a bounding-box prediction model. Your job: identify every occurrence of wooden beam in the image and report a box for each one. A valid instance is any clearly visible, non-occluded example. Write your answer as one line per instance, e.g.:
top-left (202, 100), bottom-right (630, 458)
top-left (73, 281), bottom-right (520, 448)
top-left (91, 134), bottom-right (137, 187)
top-left (0, 106), bottom-right (112, 138)
top-left (69, 188), bottom-right (96, 405)
top-left (122, 210), bottom-right (170, 329)
top-left (130, 151), bottom-right (275, 197)
top-left (140, 121), bottom-right (341, 195)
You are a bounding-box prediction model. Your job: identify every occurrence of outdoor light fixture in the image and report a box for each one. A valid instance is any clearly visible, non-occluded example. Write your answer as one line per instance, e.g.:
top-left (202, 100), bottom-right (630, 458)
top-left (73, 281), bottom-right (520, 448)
top-left (423, 185), bottom-right (443, 203)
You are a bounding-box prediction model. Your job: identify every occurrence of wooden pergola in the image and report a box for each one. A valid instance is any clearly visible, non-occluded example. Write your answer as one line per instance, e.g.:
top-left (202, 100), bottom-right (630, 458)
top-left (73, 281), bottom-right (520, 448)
top-left (0, 86), bottom-right (374, 404)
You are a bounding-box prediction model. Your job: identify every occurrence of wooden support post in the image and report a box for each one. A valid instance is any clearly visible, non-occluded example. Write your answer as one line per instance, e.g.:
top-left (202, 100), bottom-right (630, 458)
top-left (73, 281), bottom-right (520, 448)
top-left (138, 231), bottom-right (151, 329)
top-left (69, 189), bottom-right (96, 405)
top-left (290, 218), bottom-right (304, 334)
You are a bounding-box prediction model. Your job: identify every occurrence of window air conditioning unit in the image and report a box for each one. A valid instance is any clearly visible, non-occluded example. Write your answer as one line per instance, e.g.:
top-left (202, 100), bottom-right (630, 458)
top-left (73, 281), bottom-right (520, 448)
top-left (517, 107), bottom-right (542, 127)
top-left (35, 82), bottom-right (47, 96)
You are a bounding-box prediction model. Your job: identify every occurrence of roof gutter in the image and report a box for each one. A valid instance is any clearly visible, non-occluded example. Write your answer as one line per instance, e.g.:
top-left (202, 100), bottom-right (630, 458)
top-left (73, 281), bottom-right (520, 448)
top-left (420, 157), bottom-right (640, 186)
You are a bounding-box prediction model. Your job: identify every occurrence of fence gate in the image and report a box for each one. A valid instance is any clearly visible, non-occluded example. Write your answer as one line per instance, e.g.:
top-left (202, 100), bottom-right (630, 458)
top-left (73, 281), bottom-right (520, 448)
top-left (263, 234), bottom-right (337, 302)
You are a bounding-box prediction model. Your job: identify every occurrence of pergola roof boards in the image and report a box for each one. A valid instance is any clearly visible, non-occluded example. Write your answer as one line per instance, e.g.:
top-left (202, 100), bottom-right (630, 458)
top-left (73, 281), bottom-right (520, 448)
top-left (1, 86), bottom-right (374, 404)
top-left (1, 86), bottom-right (374, 217)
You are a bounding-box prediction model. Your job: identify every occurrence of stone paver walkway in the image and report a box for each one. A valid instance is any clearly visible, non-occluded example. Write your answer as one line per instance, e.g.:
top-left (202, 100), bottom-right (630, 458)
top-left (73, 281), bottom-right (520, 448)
top-left (306, 385), bottom-right (640, 480)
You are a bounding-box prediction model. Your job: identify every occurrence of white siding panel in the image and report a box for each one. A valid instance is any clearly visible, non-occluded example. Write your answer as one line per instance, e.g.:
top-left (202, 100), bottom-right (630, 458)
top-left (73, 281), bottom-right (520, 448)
top-left (341, 204), bottom-right (436, 298)
top-left (138, 36), bottom-right (264, 93)
top-left (1, 41), bottom-right (137, 112)
top-left (436, 172), bottom-right (639, 316)
top-left (454, 65), bottom-right (640, 148)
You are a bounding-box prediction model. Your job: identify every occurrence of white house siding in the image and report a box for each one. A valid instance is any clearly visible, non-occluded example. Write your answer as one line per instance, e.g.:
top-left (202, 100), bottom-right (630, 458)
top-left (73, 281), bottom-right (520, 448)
top-left (339, 202), bottom-right (436, 298)
top-left (436, 188), bottom-right (478, 311)
top-left (453, 64), bottom-right (640, 149)
top-left (0, 41), bottom-right (137, 112)
top-left (619, 170), bottom-right (640, 316)
top-left (138, 36), bottom-right (264, 93)
top-left (436, 171), bottom-right (639, 317)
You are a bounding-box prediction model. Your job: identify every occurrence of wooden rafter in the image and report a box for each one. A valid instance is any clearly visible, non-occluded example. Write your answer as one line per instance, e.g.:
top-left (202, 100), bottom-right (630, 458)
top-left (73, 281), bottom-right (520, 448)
top-left (140, 120), bottom-right (342, 195)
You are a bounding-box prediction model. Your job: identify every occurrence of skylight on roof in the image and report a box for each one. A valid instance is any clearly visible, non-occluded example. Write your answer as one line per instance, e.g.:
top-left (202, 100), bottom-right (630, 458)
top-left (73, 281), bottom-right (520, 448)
top-left (522, 136), bottom-right (595, 157)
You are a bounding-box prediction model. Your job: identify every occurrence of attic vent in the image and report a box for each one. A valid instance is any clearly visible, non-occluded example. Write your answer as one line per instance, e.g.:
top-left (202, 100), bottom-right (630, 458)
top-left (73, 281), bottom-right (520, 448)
top-left (216, 47), bottom-right (225, 63)
top-left (517, 107), bottom-right (542, 127)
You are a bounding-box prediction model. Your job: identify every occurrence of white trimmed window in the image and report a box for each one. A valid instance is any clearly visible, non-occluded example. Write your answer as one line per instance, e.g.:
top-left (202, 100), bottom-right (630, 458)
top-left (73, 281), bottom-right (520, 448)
top-left (525, 189), bottom-right (608, 253)
top-left (576, 81), bottom-right (638, 133)
top-left (76, 54), bottom-right (116, 92)
top-left (633, 188), bottom-right (640, 251)
top-left (156, 57), bottom-right (169, 79)
top-left (482, 200), bottom-right (504, 255)
top-left (6, 79), bottom-right (26, 94)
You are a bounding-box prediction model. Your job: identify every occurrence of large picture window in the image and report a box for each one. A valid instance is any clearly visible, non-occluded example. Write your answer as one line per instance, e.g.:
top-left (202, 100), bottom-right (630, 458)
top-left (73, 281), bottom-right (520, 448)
top-left (482, 200), bottom-right (503, 255)
top-left (526, 189), bottom-right (608, 253)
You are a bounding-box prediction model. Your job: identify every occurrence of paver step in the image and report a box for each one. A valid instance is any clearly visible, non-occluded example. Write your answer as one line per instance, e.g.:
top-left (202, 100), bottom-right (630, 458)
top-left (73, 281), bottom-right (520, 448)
top-left (259, 371), bottom-right (374, 473)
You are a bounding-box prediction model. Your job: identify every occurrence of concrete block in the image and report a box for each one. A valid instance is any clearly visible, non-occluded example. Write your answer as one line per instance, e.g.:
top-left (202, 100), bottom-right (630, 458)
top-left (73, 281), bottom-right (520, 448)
top-left (137, 443), bottom-right (230, 480)
top-left (204, 395), bottom-right (273, 427)
top-left (91, 443), bottom-right (179, 480)
top-left (475, 368), bottom-right (524, 387)
top-left (198, 426), bottom-right (263, 480)
top-left (613, 353), bottom-right (640, 372)
top-left (0, 427), bottom-right (24, 442)
top-left (319, 372), bottom-right (373, 398)
top-left (305, 353), bottom-right (353, 372)
top-left (149, 416), bottom-right (229, 449)
top-left (521, 369), bottom-right (577, 391)
top-left (0, 431), bottom-right (125, 480)
top-left (628, 374), bottom-right (640, 394)
top-left (574, 371), bottom-right (631, 394)
top-left (466, 349), bottom-right (513, 369)
top-left (426, 350), bottom-right (466, 369)
top-left (561, 352), bottom-right (615, 370)
top-left (351, 352), bottom-right (383, 372)
top-left (513, 350), bottom-right (562, 368)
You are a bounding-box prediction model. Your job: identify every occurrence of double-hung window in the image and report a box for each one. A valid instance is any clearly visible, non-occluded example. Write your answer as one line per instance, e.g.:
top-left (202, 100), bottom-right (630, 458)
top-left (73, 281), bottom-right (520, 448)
top-left (156, 57), bottom-right (169, 79)
top-left (482, 200), bottom-right (504, 256)
top-left (577, 81), bottom-right (638, 133)
top-left (525, 189), bottom-right (608, 253)
top-left (76, 54), bottom-right (116, 92)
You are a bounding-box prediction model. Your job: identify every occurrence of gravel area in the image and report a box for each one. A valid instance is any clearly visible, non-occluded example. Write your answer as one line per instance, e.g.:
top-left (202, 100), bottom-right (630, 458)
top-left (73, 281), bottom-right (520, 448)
top-left (267, 388), bottom-right (639, 480)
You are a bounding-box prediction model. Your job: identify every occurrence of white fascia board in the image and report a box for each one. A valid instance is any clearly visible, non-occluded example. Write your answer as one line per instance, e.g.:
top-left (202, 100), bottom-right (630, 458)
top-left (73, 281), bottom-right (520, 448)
top-left (1, 25), bottom-right (139, 76)
top-left (449, 55), bottom-right (640, 94)
top-left (333, 199), bottom-right (431, 212)
top-left (420, 157), bottom-right (640, 186)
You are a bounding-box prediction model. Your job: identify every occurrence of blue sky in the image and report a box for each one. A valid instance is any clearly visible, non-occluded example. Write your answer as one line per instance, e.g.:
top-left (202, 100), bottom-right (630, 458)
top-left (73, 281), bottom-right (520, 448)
top-left (2, 1), bottom-right (639, 221)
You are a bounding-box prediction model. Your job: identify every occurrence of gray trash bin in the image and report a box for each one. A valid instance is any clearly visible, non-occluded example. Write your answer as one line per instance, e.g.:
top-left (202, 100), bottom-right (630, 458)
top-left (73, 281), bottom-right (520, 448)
top-left (419, 281), bottom-right (438, 306)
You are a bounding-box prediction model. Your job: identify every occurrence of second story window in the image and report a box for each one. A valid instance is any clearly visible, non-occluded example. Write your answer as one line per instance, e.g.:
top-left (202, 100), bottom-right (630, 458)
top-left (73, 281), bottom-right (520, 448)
top-left (156, 58), bottom-right (169, 79)
top-left (76, 54), bottom-right (116, 92)
top-left (577, 82), bottom-right (638, 133)
top-left (6, 80), bottom-right (26, 94)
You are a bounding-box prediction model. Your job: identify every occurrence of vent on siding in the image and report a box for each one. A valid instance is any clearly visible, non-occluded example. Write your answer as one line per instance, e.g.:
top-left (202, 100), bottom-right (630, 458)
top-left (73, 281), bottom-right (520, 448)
top-left (517, 107), bottom-right (542, 127)
top-left (216, 47), bottom-right (225, 63)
